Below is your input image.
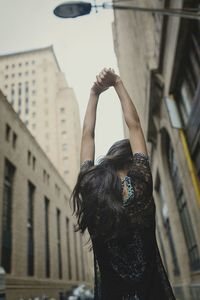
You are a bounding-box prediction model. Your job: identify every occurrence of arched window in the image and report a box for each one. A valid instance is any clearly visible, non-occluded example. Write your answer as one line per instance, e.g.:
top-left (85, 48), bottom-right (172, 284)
top-left (163, 129), bottom-right (200, 271)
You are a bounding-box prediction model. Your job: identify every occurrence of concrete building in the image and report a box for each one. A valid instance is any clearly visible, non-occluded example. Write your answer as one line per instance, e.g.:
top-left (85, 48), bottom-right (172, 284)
top-left (113, 0), bottom-right (200, 299)
top-left (0, 91), bottom-right (93, 299)
top-left (0, 46), bottom-right (81, 189)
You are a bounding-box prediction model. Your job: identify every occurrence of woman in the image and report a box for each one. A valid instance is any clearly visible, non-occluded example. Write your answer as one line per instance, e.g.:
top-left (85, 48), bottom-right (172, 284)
top-left (70, 68), bottom-right (176, 300)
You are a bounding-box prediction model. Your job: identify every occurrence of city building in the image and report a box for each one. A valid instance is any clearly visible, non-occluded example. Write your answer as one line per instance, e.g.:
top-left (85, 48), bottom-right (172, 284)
top-left (0, 91), bottom-right (93, 300)
top-left (0, 46), bottom-right (81, 189)
top-left (112, 0), bottom-right (200, 299)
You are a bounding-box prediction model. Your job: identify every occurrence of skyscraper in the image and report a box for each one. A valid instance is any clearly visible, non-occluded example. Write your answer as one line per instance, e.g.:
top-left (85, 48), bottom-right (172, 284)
top-left (0, 46), bottom-right (81, 188)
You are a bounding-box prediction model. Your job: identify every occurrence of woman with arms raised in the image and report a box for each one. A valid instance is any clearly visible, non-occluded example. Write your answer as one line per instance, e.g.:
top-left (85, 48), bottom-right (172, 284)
top-left (70, 68), bottom-right (176, 300)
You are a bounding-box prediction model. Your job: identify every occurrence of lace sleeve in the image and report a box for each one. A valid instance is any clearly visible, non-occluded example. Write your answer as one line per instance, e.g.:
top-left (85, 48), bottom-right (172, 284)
top-left (125, 152), bottom-right (155, 226)
top-left (127, 152), bottom-right (152, 185)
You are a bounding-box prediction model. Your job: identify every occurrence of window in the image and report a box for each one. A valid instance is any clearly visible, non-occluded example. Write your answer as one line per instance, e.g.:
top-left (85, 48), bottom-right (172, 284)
top-left (60, 107), bottom-right (65, 113)
top-left (12, 132), bottom-right (17, 149)
top-left (5, 123), bottom-right (11, 142)
top-left (47, 174), bottom-right (50, 185)
top-left (5, 65), bottom-right (9, 69)
top-left (173, 20), bottom-right (200, 179)
top-left (56, 209), bottom-right (62, 279)
top-left (27, 181), bottom-right (35, 276)
top-left (165, 130), bottom-right (200, 271)
top-left (55, 184), bottom-right (60, 197)
top-left (18, 63), bottom-right (22, 67)
top-left (66, 218), bottom-right (72, 279)
top-left (18, 72), bottom-right (22, 77)
top-left (12, 64), bottom-right (15, 68)
top-left (80, 234), bottom-right (85, 280)
top-left (32, 60), bottom-right (35, 65)
top-left (45, 197), bottom-right (50, 278)
top-left (25, 71), bottom-right (29, 76)
top-left (1, 159), bottom-right (15, 273)
top-left (11, 74), bottom-right (15, 78)
top-left (5, 75), bottom-right (8, 79)
top-left (62, 144), bottom-right (68, 151)
top-left (11, 89), bottom-right (14, 96)
top-left (4, 85), bottom-right (8, 89)
top-left (73, 224), bottom-right (79, 280)
top-left (28, 150), bottom-right (31, 165)
top-left (25, 61), bottom-right (29, 66)
top-left (176, 22), bottom-right (200, 127)
top-left (43, 169), bottom-right (47, 182)
top-left (32, 156), bottom-right (36, 170)
top-left (155, 175), bottom-right (180, 276)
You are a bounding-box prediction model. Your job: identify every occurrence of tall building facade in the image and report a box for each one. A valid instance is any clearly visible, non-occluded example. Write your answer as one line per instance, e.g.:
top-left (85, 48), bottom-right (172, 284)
top-left (113, 0), bottom-right (200, 299)
top-left (0, 46), bottom-right (81, 189)
top-left (0, 91), bottom-right (93, 300)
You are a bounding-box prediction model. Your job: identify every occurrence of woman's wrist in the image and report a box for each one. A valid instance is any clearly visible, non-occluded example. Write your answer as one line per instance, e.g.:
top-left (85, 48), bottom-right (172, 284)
top-left (114, 78), bottom-right (123, 88)
top-left (90, 88), bottom-right (100, 97)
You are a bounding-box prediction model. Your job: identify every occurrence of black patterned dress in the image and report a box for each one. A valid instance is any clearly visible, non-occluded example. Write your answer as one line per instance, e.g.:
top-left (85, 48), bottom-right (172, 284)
top-left (80, 153), bottom-right (176, 300)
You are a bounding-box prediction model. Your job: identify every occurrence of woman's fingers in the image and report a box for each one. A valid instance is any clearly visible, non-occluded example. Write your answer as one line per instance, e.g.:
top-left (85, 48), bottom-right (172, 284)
top-left (96, 75), bottom-right (102, 84)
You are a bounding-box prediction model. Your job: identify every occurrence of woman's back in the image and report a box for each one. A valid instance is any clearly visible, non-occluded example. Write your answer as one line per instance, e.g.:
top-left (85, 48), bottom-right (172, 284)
top-left (81, 153), bottom-right (175, 300)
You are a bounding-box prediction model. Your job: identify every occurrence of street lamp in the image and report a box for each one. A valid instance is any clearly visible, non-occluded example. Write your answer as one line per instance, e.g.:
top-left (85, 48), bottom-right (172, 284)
top-left (53, 1), bottom-right (200, 19)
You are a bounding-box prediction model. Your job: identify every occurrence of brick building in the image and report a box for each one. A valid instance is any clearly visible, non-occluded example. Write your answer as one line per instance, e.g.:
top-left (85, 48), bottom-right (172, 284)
top-left (112, 0), bottom-right (200, 298)
top-left (0, 92), bottom-right (93, 299)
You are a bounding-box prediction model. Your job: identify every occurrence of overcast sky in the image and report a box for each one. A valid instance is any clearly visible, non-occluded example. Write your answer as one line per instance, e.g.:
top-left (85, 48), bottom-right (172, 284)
top-left (0, 0), bottom-right (124, 160)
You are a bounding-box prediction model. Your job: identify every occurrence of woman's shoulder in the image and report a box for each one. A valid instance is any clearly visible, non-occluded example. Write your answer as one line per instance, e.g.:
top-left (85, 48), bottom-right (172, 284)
top-left (80, 159), bottom-right (94, 172)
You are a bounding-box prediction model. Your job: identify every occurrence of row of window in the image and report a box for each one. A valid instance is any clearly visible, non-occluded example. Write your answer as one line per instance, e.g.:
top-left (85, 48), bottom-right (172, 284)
top-left (1, 159), bottom-right (84, 280)
top-left (5, 80), bottom-right (36, 89)
top-left (5, 70), bottom-right (35, 79)
top-left (5, 123), bottom-right (69, 193)
top-left (10, 87), bottom-right (36, 96)
top-left (5, 60), bottom-right (35, 69)
top-left (157, 129), bottom-right (200, 275)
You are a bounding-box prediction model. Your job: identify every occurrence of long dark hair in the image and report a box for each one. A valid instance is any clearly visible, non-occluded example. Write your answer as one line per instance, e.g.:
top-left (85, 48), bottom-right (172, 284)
top-left (70, 138), bottom-right (133, 249)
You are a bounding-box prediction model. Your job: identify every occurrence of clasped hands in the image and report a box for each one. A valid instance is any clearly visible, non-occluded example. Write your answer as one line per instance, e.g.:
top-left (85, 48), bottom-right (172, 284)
top-left (91, 68), bottom-right (121, 96)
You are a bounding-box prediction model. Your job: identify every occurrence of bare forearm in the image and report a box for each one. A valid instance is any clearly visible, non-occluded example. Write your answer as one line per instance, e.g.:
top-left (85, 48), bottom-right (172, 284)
top-left (82, 90), bottom-right (99, 136)
top-left (114, 80), bottom-right (140, 128)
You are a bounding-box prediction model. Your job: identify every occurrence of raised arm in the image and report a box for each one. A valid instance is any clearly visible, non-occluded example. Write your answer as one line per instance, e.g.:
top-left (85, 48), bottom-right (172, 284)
top-left (80, 81), bottom-right (108, 165)
top-left (98, 68), bottom-right (148, 156)
top-left (114, 80), bottom-right (148, 155)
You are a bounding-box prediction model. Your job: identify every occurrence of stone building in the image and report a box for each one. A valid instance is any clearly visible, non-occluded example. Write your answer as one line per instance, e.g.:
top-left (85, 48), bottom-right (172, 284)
top-left (0, 92), bottom-right (93, 299)
top-left (112, 0), bottom-right (200, 299)
top-left (0, 46), bottom-right (81, 189)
